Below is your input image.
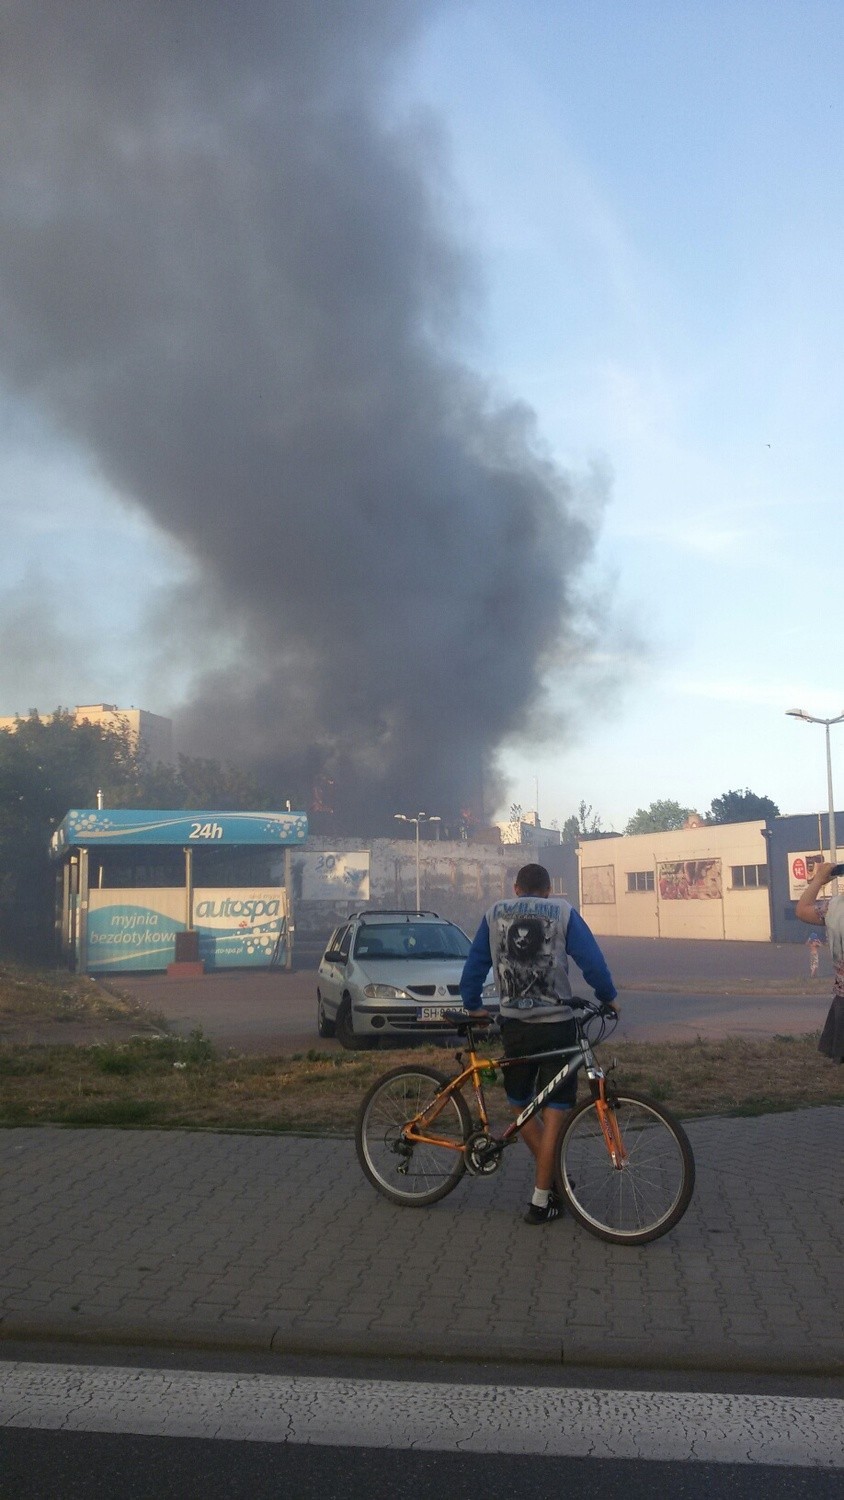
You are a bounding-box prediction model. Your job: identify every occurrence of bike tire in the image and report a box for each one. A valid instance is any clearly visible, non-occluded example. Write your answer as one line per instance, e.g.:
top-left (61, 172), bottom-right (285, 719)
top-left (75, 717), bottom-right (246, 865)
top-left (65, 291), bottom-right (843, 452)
top-left (557, 1089), bottom-right (695, 1245)
top-left (355, 1065), bottom-right (472, 1206)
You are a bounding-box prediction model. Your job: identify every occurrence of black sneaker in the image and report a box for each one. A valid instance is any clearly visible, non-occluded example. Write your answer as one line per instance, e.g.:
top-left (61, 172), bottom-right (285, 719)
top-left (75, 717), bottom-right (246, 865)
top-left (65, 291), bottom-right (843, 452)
top-left (523, 1196), bottom-right (563, 1225)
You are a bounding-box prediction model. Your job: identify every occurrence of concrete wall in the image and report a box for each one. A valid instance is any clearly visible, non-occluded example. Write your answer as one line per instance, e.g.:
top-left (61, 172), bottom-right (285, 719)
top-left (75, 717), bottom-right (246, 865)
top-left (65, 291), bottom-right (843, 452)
top-left (578, 822), bottom-right (772, 941)
top-left (283, 836), bottom-right (529, 955)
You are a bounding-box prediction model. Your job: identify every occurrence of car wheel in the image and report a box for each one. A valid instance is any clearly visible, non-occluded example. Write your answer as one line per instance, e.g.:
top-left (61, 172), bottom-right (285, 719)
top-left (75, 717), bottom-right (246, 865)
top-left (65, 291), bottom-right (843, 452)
top-left (316, 991), bottom-right (336, 1039)
top-left (336, 995), bottom-right (376, 1051)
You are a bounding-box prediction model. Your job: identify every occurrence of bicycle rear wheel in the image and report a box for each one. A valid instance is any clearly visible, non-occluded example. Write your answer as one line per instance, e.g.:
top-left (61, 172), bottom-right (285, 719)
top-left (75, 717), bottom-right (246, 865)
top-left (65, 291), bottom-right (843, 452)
top-left (558, 1089), bottom-right (695, 1245)
top-left (355, 1066), bottom-right (472, 1206)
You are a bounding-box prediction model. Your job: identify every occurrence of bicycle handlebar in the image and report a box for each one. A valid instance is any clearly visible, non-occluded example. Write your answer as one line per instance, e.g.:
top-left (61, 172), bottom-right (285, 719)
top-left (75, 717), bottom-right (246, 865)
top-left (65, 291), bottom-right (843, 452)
top-left (443, 998), bottom-right (616, 1032)
top-left (572, 996), bottom-right (618, 1016)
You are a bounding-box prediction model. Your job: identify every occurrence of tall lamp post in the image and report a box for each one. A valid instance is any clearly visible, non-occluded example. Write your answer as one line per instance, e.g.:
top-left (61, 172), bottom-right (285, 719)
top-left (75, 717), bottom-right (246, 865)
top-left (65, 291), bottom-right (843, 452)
top-left (786, 708), bottom-right (844, 872)
top-left (394, 812), bottom-right (441, 908)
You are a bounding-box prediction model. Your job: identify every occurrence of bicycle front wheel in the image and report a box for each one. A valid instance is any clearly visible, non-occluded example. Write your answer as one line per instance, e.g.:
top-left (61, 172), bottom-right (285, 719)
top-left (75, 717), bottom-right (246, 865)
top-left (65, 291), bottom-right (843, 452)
top-left (558, 1089), bottom-right (695, 1245)
top-left (355, 1066), bottom-right (472, 1206)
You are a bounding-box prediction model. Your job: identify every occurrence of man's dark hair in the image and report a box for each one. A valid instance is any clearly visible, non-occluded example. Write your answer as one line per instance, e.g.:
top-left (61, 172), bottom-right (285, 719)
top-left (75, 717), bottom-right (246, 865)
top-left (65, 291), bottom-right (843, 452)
top-left (515, 863), bottom-right (551, 894)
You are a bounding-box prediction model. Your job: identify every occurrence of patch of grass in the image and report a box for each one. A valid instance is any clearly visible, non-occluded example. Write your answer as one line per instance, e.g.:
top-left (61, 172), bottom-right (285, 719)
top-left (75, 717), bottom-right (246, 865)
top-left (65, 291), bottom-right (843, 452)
top-left (90, 1028), bottom-right (216, 1076)
top-left (0, 1052), bottom-right (50, 1077)
top-left (93, 1047), bottom-right (145, 1076)
top-left (608, 1034), bottom-right (843, 1119)
top-left (645, 1079), bottom-right (670, 1101)
top-left (58, 1099), bottom-right (159, 1127)
top-left (0, 1032), bottom-right (840, 1133)
top-left (728, 1097), bottom-right (816, 1117)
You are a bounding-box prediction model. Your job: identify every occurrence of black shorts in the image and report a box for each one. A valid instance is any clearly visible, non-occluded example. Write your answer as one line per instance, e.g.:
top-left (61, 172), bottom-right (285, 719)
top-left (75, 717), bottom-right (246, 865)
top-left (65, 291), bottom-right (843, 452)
top-left (500, 1016), bottom-right (578, 1111)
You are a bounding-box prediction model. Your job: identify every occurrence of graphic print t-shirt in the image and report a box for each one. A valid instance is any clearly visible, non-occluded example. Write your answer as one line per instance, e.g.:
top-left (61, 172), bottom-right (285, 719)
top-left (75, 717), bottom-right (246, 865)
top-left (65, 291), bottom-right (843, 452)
top-left (488, 897), bottom-right (576, 1022)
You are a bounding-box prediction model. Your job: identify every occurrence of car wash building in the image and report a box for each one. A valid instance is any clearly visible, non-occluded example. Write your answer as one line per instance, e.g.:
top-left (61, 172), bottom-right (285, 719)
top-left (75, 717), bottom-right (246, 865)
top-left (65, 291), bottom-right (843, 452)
top-left (51, 808), bottom-right (308, 974)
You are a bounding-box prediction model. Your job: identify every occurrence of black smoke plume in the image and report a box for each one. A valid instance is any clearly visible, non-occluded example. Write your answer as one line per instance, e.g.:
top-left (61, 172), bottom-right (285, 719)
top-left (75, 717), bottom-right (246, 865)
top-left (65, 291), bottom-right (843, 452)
top-left (0, 1), bottom-right (608, 830)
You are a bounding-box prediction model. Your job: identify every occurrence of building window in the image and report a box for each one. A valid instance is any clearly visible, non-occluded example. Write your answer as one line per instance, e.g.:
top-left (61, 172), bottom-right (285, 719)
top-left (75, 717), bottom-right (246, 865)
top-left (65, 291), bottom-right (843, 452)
top-left (551, 877), bottom-right (568, 897)
top-left (626, 870), bottom-right (655, 893)
top-left (731, 864), bottom-right (769, 889)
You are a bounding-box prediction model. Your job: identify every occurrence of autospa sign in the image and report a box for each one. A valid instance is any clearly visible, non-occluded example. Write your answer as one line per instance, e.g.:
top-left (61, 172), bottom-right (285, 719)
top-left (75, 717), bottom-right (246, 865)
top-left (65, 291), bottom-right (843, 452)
top-left (85, 888), bottom-right (289, 971)
top-left (193, 888), bottom-right (289, 969)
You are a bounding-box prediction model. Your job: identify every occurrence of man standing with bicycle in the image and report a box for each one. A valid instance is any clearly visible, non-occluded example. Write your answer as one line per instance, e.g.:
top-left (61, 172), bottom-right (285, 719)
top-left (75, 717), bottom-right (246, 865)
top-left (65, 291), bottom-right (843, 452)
top-left (460, 862), bottom-right (617, 1224)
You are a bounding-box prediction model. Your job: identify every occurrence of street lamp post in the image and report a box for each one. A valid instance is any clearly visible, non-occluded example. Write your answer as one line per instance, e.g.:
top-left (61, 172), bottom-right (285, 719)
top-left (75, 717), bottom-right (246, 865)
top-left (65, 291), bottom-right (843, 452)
top-left (394, 812), bottom-right (441, 908)
top-left (786, 708), bottom-right (844, 871)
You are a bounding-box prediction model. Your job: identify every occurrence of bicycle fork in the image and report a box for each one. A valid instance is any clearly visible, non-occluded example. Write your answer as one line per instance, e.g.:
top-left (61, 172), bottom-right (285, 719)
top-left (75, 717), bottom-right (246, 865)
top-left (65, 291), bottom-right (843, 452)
top-left (587, 1065), bottom-right (628, 1170)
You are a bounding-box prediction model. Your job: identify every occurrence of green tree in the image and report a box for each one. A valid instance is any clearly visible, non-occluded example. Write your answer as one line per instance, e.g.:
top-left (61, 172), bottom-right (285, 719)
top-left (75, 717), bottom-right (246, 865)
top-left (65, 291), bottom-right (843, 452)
top-left (0, 713), bottom-right (277, 959)
top-left (122, 753), bottom-right (275, 811)
top-left (707, 788), bottom-right (780, 824)
top-left (0, 710), bottom-right (141, 957)
top-left (625, 799), bottom-right (694, 835)
top-left (561, 800), bottom-right (603, 842)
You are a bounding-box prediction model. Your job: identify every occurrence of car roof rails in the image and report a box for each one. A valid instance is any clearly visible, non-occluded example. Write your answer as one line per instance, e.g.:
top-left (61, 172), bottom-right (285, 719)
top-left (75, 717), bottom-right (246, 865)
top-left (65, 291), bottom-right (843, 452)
top-left (352, 909), bottom-right (442, 922)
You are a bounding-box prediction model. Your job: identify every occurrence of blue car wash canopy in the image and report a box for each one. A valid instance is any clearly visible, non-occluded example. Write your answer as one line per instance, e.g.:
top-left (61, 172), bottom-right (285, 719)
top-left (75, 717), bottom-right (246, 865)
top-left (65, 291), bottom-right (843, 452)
top-left (50, 808), bottom-right (308, 974)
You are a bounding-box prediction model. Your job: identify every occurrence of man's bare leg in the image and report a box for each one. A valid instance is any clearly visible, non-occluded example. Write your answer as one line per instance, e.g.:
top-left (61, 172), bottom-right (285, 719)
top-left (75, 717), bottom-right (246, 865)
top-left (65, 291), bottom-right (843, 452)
top-left (515, 1108), bottom-right (567, 1191)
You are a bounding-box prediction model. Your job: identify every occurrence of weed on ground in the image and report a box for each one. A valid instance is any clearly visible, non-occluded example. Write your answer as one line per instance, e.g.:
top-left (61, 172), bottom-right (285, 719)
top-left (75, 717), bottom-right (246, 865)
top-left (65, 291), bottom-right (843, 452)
top-left (0, 1030), bottom-right (840, 1133)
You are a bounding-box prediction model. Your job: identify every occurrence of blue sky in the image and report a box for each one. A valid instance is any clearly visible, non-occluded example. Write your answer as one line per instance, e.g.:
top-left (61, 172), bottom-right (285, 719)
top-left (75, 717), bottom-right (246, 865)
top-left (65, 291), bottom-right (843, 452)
top-left (403, 0), bottom-right (844, 829)
top-left (2, 0), bottom-right (843, 831)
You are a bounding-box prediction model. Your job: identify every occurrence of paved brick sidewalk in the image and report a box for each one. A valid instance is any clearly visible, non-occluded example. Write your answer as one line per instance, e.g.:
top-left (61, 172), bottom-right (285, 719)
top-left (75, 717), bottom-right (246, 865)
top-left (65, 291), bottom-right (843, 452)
top-left (1, 1110), bottom-right (841, 1374)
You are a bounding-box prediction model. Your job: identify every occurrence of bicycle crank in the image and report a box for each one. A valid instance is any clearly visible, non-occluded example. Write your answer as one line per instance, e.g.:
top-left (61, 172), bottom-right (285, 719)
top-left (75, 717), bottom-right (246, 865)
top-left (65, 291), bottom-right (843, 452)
top-left (463, 1130), bottom-right (502, 1175)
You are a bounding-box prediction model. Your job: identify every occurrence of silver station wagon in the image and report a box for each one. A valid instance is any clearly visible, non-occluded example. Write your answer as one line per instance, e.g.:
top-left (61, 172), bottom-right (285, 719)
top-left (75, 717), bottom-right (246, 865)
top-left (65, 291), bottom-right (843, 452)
top-left (316, 909), bottom-right (498, 1049)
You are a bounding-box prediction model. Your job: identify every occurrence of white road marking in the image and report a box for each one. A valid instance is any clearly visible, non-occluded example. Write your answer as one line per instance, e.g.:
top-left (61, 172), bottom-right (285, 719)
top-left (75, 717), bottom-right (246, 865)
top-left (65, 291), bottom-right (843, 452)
top-left (0, 1364), bottom-right (841, 1468)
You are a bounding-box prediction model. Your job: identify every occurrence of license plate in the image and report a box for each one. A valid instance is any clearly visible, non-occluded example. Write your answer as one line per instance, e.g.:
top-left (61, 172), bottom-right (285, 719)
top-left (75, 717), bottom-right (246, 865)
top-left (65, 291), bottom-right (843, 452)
top-left (417, 1005), bottom-right (449, 1021)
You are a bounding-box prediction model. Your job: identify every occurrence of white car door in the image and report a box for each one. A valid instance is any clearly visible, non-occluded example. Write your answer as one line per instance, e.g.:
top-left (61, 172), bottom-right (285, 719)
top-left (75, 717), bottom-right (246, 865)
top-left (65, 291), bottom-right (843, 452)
top-left (320, 923), bottom-right (352, 1019)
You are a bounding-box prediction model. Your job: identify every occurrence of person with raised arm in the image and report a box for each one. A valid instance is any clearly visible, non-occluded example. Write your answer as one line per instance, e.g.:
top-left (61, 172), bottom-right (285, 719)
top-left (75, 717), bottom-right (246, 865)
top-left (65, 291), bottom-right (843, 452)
top-left (795, 862), bottom-right (844, 1063)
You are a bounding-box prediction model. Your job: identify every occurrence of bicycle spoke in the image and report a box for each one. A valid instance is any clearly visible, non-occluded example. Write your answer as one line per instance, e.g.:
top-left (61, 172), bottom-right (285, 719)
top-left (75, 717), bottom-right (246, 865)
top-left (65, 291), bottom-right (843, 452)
top-left (559, 1092), bottom-right (694, 1244)
top-left (355, 1067), bottom-right (471, 1206)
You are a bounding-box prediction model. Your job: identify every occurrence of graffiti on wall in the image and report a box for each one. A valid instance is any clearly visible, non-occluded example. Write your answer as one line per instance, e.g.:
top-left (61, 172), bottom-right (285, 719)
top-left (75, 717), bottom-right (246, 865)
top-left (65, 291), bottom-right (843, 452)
top-left (582, 865), bottom-right (616, 905)
top-left (300, 851), bottom-right (370, 901)
top-left (658, 859), bottom-right (722, 900)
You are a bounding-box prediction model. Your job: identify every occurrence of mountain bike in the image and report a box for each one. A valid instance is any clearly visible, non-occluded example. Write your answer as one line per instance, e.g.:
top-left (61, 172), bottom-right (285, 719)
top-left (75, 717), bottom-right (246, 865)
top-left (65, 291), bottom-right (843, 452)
top-left (354, 1000), bottom-right (695, 1245)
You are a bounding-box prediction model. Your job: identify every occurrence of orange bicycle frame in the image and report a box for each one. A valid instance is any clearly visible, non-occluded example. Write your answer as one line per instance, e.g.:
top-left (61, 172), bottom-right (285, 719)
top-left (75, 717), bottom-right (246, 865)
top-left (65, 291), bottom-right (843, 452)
top-left (404, 1043), bottom-right (495, 1149)
top-left (403, 1023), bottom-right (628, 1171)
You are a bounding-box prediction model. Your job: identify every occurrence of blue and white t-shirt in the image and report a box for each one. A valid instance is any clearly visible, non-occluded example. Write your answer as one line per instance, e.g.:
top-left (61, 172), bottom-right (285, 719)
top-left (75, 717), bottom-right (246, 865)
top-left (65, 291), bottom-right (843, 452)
top-left (460, 896), bottom-right (617, 1023)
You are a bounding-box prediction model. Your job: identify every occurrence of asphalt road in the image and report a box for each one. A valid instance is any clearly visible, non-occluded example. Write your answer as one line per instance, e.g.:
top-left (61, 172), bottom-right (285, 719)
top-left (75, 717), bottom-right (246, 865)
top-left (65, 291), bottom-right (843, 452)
top-left (2, 1347), bottom-right (841, 1499)
top-left (6, 1426), bottom-right (840, 1499)
top-left (114, 932), bottom-right (834, 1054)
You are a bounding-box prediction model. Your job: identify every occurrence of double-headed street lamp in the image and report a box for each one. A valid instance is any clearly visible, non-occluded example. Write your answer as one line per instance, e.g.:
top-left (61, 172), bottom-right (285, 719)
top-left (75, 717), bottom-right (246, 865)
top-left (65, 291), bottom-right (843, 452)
top-left (394, 812), bottom-right (441, 908)
top-left (786, 707), bottom-right (844, 869)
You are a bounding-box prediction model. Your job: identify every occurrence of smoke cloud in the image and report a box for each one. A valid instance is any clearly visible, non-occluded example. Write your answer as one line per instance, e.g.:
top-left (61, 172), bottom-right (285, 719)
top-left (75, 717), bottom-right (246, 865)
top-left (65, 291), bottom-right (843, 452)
top-left (0, 1), bottom-right (609, 829)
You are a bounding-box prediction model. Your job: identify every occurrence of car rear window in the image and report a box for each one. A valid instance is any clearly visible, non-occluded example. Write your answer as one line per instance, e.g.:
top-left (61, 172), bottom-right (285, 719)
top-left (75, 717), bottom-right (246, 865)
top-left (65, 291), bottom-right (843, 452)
top-left (353, 923), bottom-right (470, 960)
